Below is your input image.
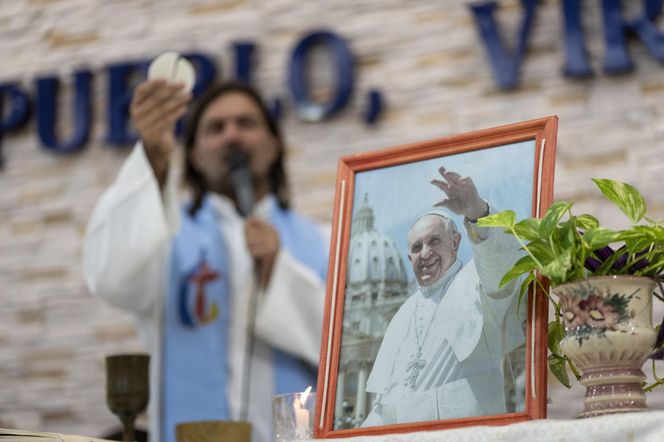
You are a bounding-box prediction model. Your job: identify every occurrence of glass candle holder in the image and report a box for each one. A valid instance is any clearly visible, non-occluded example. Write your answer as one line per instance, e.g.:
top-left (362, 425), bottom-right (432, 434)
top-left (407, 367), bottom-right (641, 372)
top-left (272, 391), bottom-right (316, 442)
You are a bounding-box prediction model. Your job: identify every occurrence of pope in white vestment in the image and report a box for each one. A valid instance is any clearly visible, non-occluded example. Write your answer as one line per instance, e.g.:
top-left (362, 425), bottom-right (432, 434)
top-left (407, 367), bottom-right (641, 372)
top-left (362, 167), bottom-right (525, 426)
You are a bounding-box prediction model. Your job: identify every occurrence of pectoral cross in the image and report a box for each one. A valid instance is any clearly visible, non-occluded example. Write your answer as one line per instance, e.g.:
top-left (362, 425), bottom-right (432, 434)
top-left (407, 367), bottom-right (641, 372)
top-left (406, 350), bottom-right (426, 389)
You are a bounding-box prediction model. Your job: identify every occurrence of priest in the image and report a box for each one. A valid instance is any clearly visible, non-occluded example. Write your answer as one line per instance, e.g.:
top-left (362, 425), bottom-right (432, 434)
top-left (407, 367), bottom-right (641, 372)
top-left (84, 79), bottom-right (328, 442)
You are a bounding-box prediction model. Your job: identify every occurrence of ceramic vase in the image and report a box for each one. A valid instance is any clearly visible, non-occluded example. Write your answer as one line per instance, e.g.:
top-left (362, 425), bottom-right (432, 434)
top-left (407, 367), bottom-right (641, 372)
top-left (555, 276), bottom-right (657, 418)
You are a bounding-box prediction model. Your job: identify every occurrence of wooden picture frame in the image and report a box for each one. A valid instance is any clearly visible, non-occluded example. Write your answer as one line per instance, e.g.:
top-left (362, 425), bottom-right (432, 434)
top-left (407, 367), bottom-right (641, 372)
top-left (315, 116), bottom-right (558, 438)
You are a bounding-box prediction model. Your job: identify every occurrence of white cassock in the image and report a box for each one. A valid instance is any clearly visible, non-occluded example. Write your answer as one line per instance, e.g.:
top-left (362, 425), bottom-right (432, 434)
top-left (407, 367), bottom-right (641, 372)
top-left (83, 143), bottom-right (328, 442)
top-left (363, 216), bottom-right (525, 426)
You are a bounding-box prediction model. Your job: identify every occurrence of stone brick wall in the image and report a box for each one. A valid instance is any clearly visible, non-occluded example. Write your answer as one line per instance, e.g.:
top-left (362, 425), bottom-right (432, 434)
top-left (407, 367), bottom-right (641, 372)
top-left (1, 0), bottom-right (663, 437)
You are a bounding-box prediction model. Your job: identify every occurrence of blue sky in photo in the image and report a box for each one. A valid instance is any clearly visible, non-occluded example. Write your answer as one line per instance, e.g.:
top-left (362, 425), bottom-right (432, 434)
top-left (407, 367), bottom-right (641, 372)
top-left (351, 140), bottom-right (537, 283)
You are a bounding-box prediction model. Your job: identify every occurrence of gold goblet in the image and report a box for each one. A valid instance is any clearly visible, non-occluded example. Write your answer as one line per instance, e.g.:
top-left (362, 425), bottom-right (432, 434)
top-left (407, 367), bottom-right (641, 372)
top-left (176, 420), bottom-right (252, 442)
top-left (105, 353), bottom-right (150, 442)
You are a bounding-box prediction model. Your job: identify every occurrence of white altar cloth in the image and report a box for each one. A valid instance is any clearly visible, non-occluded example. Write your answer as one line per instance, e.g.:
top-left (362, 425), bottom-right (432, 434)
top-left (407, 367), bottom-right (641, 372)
top-left (323, 410), bottom-right (664, 442)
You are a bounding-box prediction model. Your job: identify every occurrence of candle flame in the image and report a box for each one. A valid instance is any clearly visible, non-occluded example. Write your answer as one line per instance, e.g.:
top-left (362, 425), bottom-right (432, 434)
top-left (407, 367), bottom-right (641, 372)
top-left (299, 385), bottom-right (312, 407)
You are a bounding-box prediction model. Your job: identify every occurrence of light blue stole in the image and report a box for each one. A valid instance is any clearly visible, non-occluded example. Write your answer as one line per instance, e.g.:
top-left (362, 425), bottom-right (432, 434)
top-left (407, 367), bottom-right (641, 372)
top-left (269, 201), bottom-right (327, 395)
top-left (162, 196), bottom-right (327, 442)
top-left (163, 198), bottom-right (231, 442)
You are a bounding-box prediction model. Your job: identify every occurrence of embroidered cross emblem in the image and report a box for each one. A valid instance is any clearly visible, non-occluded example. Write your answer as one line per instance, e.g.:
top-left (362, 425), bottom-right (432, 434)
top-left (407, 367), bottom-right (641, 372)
top-left (189, 261), bottom-right (220, 324)
top-left (405, 350), bottom-right (426, 389)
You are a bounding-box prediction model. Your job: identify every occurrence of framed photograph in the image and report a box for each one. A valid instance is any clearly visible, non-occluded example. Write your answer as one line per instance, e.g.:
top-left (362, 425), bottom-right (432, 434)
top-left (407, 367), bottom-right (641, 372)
top-left (315, 116), bottom-right (557, 437)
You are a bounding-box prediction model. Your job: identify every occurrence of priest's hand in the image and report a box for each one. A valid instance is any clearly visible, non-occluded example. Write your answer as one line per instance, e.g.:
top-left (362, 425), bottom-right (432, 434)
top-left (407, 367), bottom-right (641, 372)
top-left (431, 166), bottom-right (488, 221)
top-left (245, 217), bottom-right (280, 289)
top-left (130, 79), bottom-right (191, 188)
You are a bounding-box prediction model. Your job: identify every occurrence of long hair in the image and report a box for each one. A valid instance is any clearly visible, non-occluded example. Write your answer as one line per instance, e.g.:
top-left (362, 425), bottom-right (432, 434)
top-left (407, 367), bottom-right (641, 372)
top-left (182, 82), bottom-right (290, 216)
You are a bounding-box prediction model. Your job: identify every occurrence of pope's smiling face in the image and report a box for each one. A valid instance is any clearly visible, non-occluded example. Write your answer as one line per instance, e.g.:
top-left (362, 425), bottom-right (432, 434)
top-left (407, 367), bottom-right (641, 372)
top-left (407, 215), bottom-right (461, 287)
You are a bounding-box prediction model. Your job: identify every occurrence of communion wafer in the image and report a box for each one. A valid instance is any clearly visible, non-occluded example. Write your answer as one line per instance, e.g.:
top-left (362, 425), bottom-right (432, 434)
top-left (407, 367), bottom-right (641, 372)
top-left (147, 51), bottom-right (195, 92)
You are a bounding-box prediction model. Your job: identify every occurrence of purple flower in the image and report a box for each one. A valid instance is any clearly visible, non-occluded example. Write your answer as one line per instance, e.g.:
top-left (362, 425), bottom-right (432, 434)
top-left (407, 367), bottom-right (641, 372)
top-left (594, 246), bottom-right (615, 261)
top-left (584, 246), bottom-right (651, 275)
top-left (656, 321), bottom-right (664, 351)
top-left (584, 246), bottom-right (615, 272)
top-left (655, 279), bottom-right (664, 351)
top-left (611, 249), bottom-right (628, 271)
top-left (649, 347), bottom-right (664, 360)
top-left (584, 256), bottom-right (602, 272)
top-left (628, 249), bottom-right (650, 272)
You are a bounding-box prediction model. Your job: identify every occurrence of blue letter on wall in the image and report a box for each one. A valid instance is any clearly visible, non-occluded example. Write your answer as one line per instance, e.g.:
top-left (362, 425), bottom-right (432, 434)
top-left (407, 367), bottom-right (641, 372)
top-left (0, 84), bottom-right (30, 134)
top-left (232, 42), bottom-right (254, 85)
top-left (178, 53), bottom-right (218, 134)
top-left (562, 0), bottom-right (594, 78)
top-left (288, 31), bottom-right (354, 122)
top-left (107, 54), bottom-right (217, 144)
top-left (36, 70), bottom-right (92, 153)
top-left (601, 0), bottom-right (664, 74)
top-left (470, 0), bottom-right (539, 89)
top-left (0, 83), bottom-right (31, 167)
top-left (183, 52), bottom-right (218, 96)
top-left (106, 61), bottom-right (148, 145)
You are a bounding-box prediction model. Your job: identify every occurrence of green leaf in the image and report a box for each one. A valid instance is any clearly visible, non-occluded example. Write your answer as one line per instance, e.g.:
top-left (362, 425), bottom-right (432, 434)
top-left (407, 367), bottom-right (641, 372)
top-left (595, 250), bottom-right (626, 275)
top-left (548, 320), bottom-right (565, 355)
top-left (625, 237), bottom-right (654, 255)
top-left (592, 178), bottom-right (647, 224)
top-left (513, 218), bottom-right (542, 241)
top-left (477, 210), bottom-right (516, 229)
top-left (576, 214), bottom-right (599, 230)
top-left (500, 254), bottom-right (538, 287)
top-left (524, 239), bottom-right (557, 265)
top-left (552, 217), bottom-right (577, 250)
top-left (618, 180), bottom-right (648, 224)
top-left (548, 354), bottom-right (571, 388)
top-left (583, 227), bottom-right (623, 250)
top-left (640, 256), bottom-right (664, 275)
top-left (592, 178), bottom-right (622, 210)
top-left (539, 202), bottom-right (573, 238)
top-left (540, 248), bottom-right (573, 284)
top-left (620, 227), bottom-right (657, 255)
top-left (634, 225), bottom-right (664, 241)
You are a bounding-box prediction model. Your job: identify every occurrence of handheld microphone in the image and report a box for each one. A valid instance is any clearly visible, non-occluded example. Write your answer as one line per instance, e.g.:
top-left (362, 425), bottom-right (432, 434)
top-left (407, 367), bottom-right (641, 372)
top-left (228, 148), bottom-right (258, 421)
top-left (228, 149), bottom-right (254, 218)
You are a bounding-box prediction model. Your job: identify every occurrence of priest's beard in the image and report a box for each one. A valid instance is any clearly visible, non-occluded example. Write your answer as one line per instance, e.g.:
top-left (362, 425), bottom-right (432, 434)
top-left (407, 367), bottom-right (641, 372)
top-left (206, 173), bottom-right (235, 200)
top-left (197, 142), bottom-right (247, 204)
top-left (204, 168), bottom-right (269, 210)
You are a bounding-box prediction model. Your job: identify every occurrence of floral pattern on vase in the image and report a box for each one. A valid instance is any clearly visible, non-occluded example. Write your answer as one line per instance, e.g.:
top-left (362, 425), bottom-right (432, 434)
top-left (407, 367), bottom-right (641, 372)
top-left (554, 276), bottom-right (657, 418)
top-left (559, 283), bottom-right (636, 345)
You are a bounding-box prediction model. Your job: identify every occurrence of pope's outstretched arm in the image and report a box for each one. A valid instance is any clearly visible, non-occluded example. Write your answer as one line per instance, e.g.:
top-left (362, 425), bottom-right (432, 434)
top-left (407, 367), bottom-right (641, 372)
top-left (431, 165), bottom-right (522, 298)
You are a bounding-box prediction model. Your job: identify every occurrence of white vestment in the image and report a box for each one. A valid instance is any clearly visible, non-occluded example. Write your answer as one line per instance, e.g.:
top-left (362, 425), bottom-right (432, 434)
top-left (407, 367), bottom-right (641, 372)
top-left (83, 143), bottom-right (328, 442)
top-left (363, 217), bottom-right (524, 426)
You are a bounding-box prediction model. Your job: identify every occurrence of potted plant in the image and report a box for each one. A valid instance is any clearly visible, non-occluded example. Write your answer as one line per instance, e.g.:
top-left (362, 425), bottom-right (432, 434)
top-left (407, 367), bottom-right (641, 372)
top-left (477, 178), bottom-right (664, 417)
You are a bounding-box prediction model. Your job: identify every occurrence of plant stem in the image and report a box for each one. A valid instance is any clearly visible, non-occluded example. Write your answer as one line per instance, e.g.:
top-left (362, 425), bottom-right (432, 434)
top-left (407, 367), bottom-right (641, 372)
top-left (566, 356), bottom-right (581, 380)
top-left (623, 252), bottom-right (639, 275)
top-left (536, 277), bottom-right (560, 317)
top-left (642, 360), bottom-right (664, 393)
top-left (639, 260), bottom-right (663, 277)
top-left (510, 228), bottom-right (544, 269)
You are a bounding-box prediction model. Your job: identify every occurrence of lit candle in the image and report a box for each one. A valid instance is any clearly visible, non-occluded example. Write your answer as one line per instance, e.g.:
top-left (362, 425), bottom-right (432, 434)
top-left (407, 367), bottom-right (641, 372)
top-left (294, 386), bottom-right (312, 440)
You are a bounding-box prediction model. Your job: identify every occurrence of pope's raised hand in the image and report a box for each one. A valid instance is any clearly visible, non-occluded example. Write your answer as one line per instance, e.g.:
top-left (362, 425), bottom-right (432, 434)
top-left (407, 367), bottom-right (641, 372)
top-left (431, 166), bottom-right (488, 221)
top-left (129, 79), bottom-right (191, 187)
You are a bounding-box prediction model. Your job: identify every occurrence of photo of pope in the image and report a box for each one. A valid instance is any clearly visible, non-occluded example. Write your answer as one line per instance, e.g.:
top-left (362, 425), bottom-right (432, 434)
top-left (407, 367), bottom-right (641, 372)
top-left (362, 166), bottom-right (527, 426)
